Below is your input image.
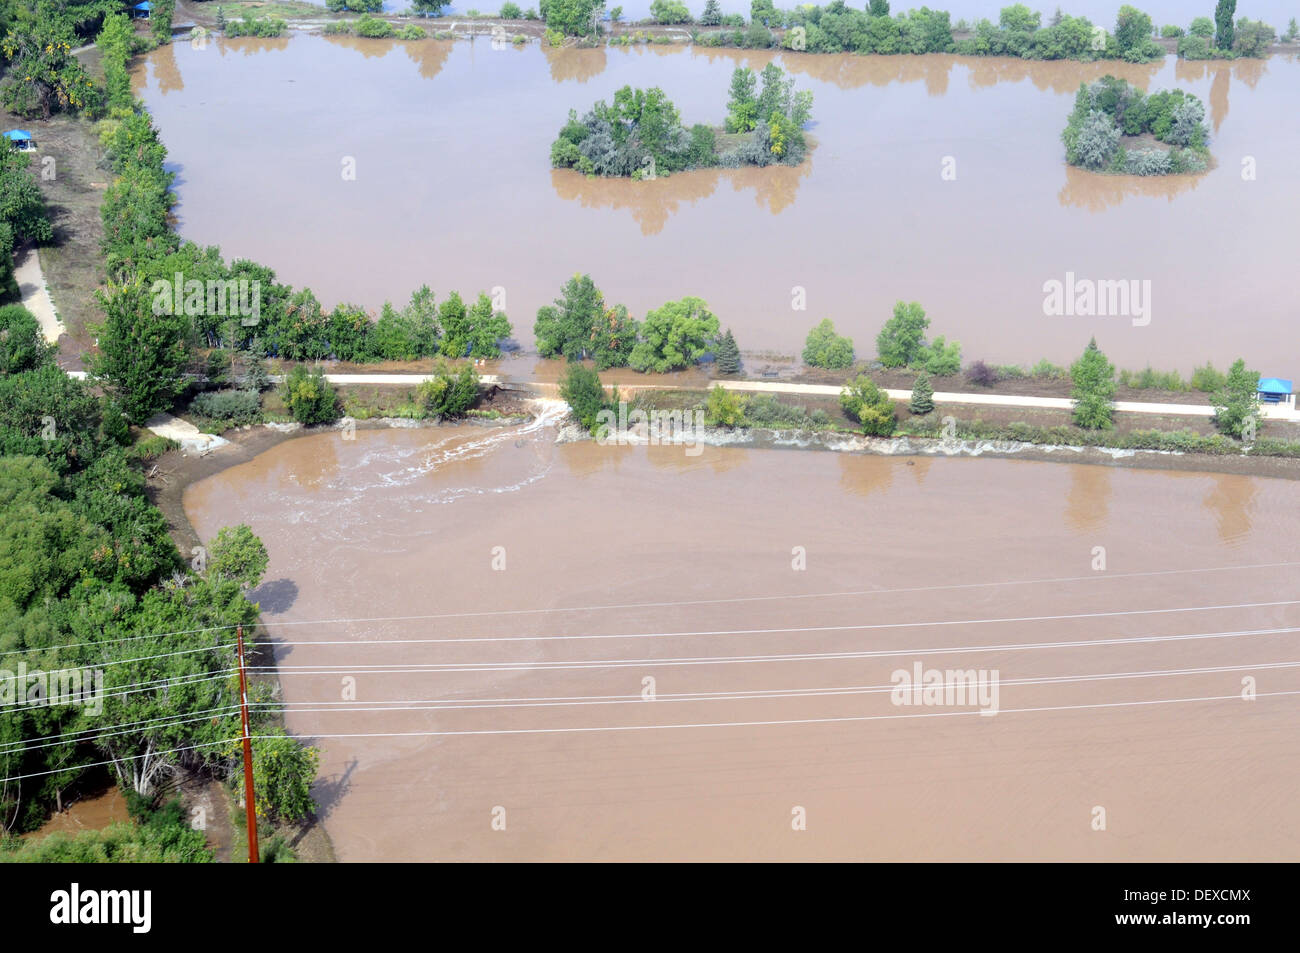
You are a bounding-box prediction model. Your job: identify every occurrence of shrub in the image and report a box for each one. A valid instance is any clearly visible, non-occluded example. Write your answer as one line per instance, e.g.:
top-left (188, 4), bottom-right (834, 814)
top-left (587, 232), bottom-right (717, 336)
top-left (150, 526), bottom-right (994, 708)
top-left (965, 360), bottom-right (997, 388)
top-left (742, 393), bottom-right (831, 430)
top-left (840, 373), bottom-right (896, 436)
top-left (356, 15), bottom-right (395, 37)
top-left (650, 0), bottom-right (691, 24)
top-left (415, 361), bottom-right (479, 417)
top-left (802, 319), bottom-right (854, 370)
top-left (1118, 366), bottom-right (1186, 390)
top-left (281, 365), bottom-right (341, 425)
top-left (705, 385), bottom-right (745, 427)
top-left (0, 304), bottom-right (50, 375)
top-left (1190, 362), bottom-right (1226, 392)
top-left (1189, 17), bottom-right (1215, 38)
top-left (559, 364), bottom-right (610, 432)
top-left (500, 1), bottom-right (523, 17)
top-left (921, 335), bottom-right (961, 376)
top-left (1160, 25), bottom-right (1183, 38)
top-left (189, 388), bottom-right (262, 426)
top-left (398, 24), bottom-right (428, 39)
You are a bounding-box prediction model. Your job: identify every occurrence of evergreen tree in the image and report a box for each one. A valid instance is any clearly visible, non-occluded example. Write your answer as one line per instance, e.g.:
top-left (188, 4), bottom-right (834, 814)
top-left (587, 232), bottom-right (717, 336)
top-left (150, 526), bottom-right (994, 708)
top-left (1214, 0), bottom-right (1236, 50)
top-left (699, 0), bottom-right (722, 25)
top-left (909, 372), bottom-right (934, 415)
top-left (1069, 337), bottom-right (1116, 430)
top-left (715, 328), bottom-right (741, 375)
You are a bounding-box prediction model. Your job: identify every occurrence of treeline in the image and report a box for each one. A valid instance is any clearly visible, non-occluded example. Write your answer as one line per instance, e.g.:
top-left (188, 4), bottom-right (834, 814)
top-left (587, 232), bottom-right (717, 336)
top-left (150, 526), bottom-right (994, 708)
top-left (91, 18), bottom-right (512, 424)
top-left (0, 301), bottom-right (318, 843)
top-left (550, 64), bottom-right (811, 177)
top-left (1062, 76), bottom-right (1210, 175)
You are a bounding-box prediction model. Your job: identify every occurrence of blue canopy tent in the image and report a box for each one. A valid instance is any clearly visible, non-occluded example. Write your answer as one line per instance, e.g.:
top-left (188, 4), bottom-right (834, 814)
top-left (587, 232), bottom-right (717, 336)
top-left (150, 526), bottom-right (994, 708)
top-left (131, 1), bottom-right (151, 17)
top-left (2, 129), bottom-right (34, 151)
top-left (1257, 377), bottom-right (1294, 409)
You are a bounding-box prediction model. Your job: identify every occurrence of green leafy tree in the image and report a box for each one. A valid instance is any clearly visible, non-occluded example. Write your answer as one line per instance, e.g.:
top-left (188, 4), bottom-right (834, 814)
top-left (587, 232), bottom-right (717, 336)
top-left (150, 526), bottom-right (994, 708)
top-left (699, 0), bottom-right (720, 25)
top-left (725, 67), bottom-right (759, 133)
top-left (650, 0), bottom-right (690, 24)
top-left (802, 318), bottom-right (854, 369)
top-left (909, 372), bottom-right (934, 415)
top-left (1, 21), bottom-right (97, 119)
top-left (868, 0), bottom-right (890, 16)
top-left (415, 360), bottom-right (479, 417)
top-left (1214, 0), bottom-right (1236, 49)
top-left (714, 328), bottom-right (741, 375)
top-left (1070, 337), bottom-right (1116, 429)
top-left (545, 0), bottom-right (601, 36)
top-left (440, 291), bottom-right (511, 358)
top-left (208, 524), bottom-right (269, 590)
top-left (281, 365), bottom-right (340, 425)
top-left (840, 373), bottom-right (896, 436)
top-left (535, 274), bottom-right (635, 368)
top-left (705, 384), bottom-right (745, 427)
top-left (0, 304), bottom-right (50, 374)
top-left (91, 278), bottom-right (191, 424)
top-left (629, 297), bottom-right (719, 373)
top-left (0, 143), bottom-right (54, 244)
top-left (1189, 16), bottom-right (1214, 37)
top-left (876, 300), bottom-right (930, 368)
top-left (1211, 358), bottom-right (1259, 438)
top-left (559, 363), bottom-right (610, 431)
top-left (1114, 5), bottom-right (1153, 54)
top-left (241, 728), bottom-right (319, 823)
top-left (922, 335), bottom-right (962, 376)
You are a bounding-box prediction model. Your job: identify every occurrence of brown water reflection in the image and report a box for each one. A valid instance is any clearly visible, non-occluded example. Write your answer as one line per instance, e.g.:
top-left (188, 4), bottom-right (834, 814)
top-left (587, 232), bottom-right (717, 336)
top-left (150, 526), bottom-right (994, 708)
top-left (1057, 163), bottom-right (1205, 212)
top-left (1064, 462), bottom-right (1111, 533)
top-left (552, 160), bottom-right (811, 235)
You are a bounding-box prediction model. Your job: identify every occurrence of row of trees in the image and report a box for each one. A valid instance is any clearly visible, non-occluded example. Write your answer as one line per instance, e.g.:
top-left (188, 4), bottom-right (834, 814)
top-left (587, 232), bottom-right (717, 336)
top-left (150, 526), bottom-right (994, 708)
top-left (550, 64), bottom-right (812, 177)
top-left (90, 76), bottom-right (511, 423)
top-left (534, 274), bottom-right (743, 375)
top-left (800, 303), bottom-right (961, 377)
top-left (0, 302), bottom-right (318, 841)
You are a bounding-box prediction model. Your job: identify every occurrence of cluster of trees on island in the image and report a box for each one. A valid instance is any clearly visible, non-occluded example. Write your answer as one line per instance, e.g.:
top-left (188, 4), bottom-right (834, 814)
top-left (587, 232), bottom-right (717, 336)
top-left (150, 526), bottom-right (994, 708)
top-left (551, 64), bottom-right (812, 177)
top-left (1062, 76), bottom-right (1210, 176)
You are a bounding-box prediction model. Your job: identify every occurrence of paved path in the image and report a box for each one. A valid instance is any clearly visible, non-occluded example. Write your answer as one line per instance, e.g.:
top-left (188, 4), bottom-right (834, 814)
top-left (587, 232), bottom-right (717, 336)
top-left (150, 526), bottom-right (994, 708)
top-left (15, 245), bottom-right (64, 344)
top-left (311, 372), bottom-right (1300, 423)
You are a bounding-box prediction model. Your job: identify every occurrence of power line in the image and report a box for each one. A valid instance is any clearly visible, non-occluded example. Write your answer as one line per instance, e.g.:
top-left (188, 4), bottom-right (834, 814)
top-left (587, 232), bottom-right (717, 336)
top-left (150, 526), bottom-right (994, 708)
top-left (266, 599), bottom-right (1300, 648)
top-left (0, 707), bottom-right (240, 755)
top-left (254, 624), bottom-right (1300, 675)
top-left (245, 659), bottom-right (1300, 714)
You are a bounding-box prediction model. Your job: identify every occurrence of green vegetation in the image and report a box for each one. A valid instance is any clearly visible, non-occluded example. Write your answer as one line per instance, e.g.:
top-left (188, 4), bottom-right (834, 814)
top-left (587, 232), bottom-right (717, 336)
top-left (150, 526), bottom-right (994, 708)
top-left (543, 0), bottom-right (602, 37)
top-left (802, 318), bottom-right (854, 370)
top-left (500, 1), bottom-right (523, 16)
top-left (629, 297), bottom-right (719, 373)
top-left (223, 15), bottom-right (288, 37)
top-left (551, 65), bottom-right (811, 177)
top-left (840, 372), bottom-right (897, 436)
top-left (909, 372), bottom-right (934, 415)
top-left (1211, 358), bottom-right (1258, 438)
top-left (875, 300), bottom-right (961, 375)
top-left (1070, 337), bottom-right (1116, 429)
top-left (356, 14), bottom-right (395, 38)
top-left (281, 365), bottom-right (341, 425)
top-left (714, 329), bottom-right (742, 375)
top-left (651, 0), bottom-right (692, 23)
top-left (415, 360), bottom-right (480, 418)
top-left (559, 363), bottom-right (616, 432)
top-left (327, 0), bottom-right (384, 10)
top-left (1062, 76), bottom-right (1210, 176)
top-left (704, 384), bottom-right (745, 427)
top-left (1, 797), bottom-right (211, 862)
top-left (534, 274), bottom-right (637, 369)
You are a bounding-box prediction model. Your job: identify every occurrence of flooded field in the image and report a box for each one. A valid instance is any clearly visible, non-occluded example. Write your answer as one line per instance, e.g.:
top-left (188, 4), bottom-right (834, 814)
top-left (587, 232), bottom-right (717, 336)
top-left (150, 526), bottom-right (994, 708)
top-left (184, 419), bottom-right (1300, 861)
top-left (134, 38), bottom-right (1300, 372)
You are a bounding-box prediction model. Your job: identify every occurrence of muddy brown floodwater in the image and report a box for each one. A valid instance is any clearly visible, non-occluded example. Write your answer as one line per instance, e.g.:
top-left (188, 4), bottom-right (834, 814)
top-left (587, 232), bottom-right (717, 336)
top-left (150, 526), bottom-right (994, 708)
top-left (182, 415), bottom-right (1300, 861)
top-left (135, 39), bottom-right (1300, 374)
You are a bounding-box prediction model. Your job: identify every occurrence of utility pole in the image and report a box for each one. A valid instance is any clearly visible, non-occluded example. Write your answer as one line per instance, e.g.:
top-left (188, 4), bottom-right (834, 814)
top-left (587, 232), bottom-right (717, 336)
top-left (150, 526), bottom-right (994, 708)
top-left (237, 625), bottom-right (259, 864)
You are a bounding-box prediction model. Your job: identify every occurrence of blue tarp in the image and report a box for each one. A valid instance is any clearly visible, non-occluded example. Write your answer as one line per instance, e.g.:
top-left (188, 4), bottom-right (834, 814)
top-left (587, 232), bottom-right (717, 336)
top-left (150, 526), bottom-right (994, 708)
top-left (133, 1), bottom-right (152, 10)
top-left (2, 130), bottom-right (32, 141)
top-left (1258, 378), bottom-right (1293, 395)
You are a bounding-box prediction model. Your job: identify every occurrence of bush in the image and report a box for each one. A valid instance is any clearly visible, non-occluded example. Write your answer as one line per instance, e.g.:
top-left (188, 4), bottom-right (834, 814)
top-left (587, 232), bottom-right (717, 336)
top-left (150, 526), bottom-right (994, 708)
top-left (0, 304), bottom-right (50, 375)
top-left (704, 385), bottom-right (745, 427)
top-left (224, 15), bottom-right (287, 37)
top-left (742, 393), bottom-right (831, 430)
top-left (559, 364), bottom-right (611, 432)
top-left (189, 388), bottom-right (262, 426)
top-left (1160, 25), bottom-right (1183, 38)
top-left (356, 15), bottom-right (396, 37)
top-left (965, 360), bottom-right (997, 388)
top-left (802, 318), bottom-right (854, 369)
top-left (281, 365), bottom-right (341, 425)
top-left (398, 24), bottom-right (428, 39)
top-left (921, 336), bottom-right (961, 376)
top-left (1190, 362), bottom-right (1226, 392)
top-left (1030, 359), bottom-right (1069, 380)
top-left (840, 373), bottom-right (896, 436)
top-left (650, 0), bottom-right (691, 24)
top-left (500, 1), bottom-right (523, 17)
top-left (1118, 366), bottom-right (1186, 391)
top-left (414, 361), bottom-right (479, 417)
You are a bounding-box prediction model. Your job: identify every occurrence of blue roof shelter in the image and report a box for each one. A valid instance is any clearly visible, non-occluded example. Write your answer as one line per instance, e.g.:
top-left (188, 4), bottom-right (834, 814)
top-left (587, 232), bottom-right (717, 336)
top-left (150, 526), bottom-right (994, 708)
top-left (132, 1), bottom-right (151, 17)
top-left (1257, 377), bottom-right (1294, 409)
top-left (3, 129), bottom-right (34, 150)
